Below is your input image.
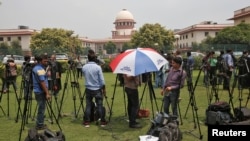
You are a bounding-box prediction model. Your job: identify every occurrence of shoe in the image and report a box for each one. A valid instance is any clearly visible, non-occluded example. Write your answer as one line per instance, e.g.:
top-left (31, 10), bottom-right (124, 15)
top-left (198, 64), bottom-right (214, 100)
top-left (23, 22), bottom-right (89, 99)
top-left (129, 123), bottom-right (142, 128)
top-left (178, 98), bottom-right (182, 102)
top-left (36, 124), bottom-right (47, 130)
top-left (83, 121), bottom-right (90, 128)
top-left (100, 121), bottom-right (108, 127)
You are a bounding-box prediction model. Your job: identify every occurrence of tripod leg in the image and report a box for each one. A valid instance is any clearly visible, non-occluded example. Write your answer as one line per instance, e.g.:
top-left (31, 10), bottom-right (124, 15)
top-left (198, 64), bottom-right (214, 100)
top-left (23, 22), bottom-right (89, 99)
top-left (57, 68), bottom-right (70, 119)
top-left (18, 97), bottom-right (30, 141)
top-left (245, 88), bottom-right (250, 107)
top-left (177, 100), bottom-right (183, 125)
top-left (0, 79), bottom-right (6, 116)
top-left (108, 75), bottom-right (119, 122)
top-left (46, 100), bottom-right (54, 124)
top-left (46, 100), bottom-right (62, 131)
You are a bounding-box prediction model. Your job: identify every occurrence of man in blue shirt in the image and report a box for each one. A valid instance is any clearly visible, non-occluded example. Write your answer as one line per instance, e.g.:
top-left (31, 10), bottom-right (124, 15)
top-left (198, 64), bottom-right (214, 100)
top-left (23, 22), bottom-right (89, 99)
top-left (223, 49), bottom-right (234, 90)
top-left (32, 54), bottom-right (51, 130)
top-left (186, 51), bottom-right (195, 80)
top-left (82, 52), bottom-right (107, 127)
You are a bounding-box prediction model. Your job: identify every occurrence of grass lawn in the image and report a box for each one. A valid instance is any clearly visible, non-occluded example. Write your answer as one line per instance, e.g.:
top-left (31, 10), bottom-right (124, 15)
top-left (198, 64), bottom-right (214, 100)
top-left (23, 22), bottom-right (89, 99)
top-left (0, 70), bottom-right (249, 141)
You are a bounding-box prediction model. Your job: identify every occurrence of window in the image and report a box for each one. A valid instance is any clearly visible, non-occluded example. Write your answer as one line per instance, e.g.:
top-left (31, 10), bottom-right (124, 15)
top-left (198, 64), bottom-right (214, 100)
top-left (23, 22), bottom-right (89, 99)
top-left (191, 33), bottom-right (194, 38)
top-left (205, 32), bottom-right (209, 36)
top-left (7, 37), bottom-right (11, 41)
top-left (18, 36), bottom-right (21, 41)
top-left (186, 35), bottom-right (188, 39)
top-left (0, 37), bottom-right (3, 41)
top-left (215, 32), bottom-right (218, 36)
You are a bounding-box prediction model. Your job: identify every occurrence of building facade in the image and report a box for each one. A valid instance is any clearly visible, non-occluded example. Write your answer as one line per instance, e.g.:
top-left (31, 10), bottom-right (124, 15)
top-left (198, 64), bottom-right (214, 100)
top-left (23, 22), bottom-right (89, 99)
top-left (80, 9), bottom-right (136, 55)
top-left (0, 26), bottom-right (37, 55)
top-left (228, 6), bottom-right (250, 25)
top-left (1, 6), bottom-right (249, 55)
top-left (173, 21), bottom-right (234, 50)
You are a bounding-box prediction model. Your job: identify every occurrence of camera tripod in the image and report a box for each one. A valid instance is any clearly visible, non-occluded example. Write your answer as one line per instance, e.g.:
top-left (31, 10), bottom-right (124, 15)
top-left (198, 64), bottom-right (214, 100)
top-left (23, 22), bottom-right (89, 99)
top-left (183, 65), bottom-right (203, 140)
top-left (230, 58), bottom-right (250, 117)
top-left (0, 70), bottom-right (22, 118)
top-left (139, 73), bottom-right (159, 118)
top-left (57, 64), bottom-right (84, 120)
top-left (207, 69), bottom-right (221, 104)
top-left (108, 74), bottom-right (127, 122)
top-left (18, 97), bottom-right (62, 141)
top-left (15, 67), bottom-right (34, 123)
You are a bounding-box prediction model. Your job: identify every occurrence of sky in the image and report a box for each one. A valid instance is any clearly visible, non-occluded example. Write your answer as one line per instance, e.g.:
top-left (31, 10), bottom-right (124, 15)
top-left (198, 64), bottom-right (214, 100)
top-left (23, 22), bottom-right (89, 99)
top-left (0, 0), bottom-right (249, 39)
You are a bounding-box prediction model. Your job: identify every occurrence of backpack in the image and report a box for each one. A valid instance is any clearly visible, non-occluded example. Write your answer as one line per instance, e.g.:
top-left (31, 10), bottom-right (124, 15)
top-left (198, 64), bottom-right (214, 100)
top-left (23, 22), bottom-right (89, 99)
top-left (25, 128), bottom-right (65, 141)
top-left (159, 122), bottom-right (182, 141)
top-left (147, 112), bottom-right (182, 141)
top-left (205, 101), bottom-right (234, 125)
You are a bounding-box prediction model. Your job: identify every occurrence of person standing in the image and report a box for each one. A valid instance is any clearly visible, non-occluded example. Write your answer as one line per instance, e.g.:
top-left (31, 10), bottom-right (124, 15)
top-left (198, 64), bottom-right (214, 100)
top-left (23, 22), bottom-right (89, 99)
top-left (223, 49), bottom-right (234, 90)
top-left (202, 52), bottom-right (211, 86)
top-left (48, 54), bottom-right (62, 96)
top-left (161, 57), bottom-right (186, 117)
top-left (76, 55), bottom-right (83, 79)
top-left (82, 53), bottom-right (107, 128)
top-left (161, 55), bottom-right (170, 88)
top-left (217, 50), bottom-right (225, 85)
top-left (186, 51), bottom-right (195, 79)
top-left (123, 74), bottom-right (142, 128)
top-left (32, 54), bottom-right (51, 130)
top-left (2, 58), bottom-right (18, 93)
top-left (207, 51), bottom-right (217, 85)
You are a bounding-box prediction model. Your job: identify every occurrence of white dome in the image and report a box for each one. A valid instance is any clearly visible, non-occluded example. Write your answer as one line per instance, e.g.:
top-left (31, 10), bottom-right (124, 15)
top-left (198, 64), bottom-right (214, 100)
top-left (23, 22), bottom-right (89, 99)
top-left (115, 9), bottom-right (134, 20)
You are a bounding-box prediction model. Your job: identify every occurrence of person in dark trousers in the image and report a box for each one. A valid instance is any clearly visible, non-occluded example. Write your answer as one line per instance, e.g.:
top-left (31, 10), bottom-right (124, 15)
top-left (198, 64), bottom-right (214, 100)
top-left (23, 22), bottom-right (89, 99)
top-left (161, 57), bottom-right (186, 118)
top-left (76, 55), bottom-right (83, 78)
top-left (123, 74), bottom-right (142, 128)
top-left (47, 54), bottom-right (62, 96)
top-left (82, 53), bottom-right (107, 128)
top-left (32, 54), bottom-right (51, 130)
top-left (186, 51), bottom-right (195, 79)
top-left (223, 49), bottom-right (234, 90)
top-left (217, 50), bottom-right (225, 85)
top-left (207, 51), bottom-right (217, 85)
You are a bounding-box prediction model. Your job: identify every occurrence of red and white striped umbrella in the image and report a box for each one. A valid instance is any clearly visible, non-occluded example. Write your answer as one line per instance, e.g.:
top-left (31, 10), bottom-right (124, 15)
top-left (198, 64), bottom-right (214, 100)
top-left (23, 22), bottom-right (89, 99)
top-left (109, 48), bottom-right (167, 76)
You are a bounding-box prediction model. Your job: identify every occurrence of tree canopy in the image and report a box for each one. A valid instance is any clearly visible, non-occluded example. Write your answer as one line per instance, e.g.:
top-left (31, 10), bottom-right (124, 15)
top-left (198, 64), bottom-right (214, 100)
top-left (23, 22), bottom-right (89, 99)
top-left (104, 41), bottom-right (116, 54)
top-left (130, 23), bottom-right (175, 52)
top-left (0, 40), bottom-right (22, 55)
top-left (30, 28), bottom-right (82, 56)
top-left (213, 23), bottom-right (250, 45)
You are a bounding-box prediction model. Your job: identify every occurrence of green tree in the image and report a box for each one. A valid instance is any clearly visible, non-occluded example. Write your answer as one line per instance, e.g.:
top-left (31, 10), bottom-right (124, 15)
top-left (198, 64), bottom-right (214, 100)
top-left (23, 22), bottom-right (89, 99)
top-left (213, 23), bottom-right (250, 45)
top-left (104, 41), bottom-right (116, 54)
top-left (122, 42), bottom-right (133, 51)
top-left (10, 40), bottom-right (23, 55)
top-left (30, 28), bottom-right (82, 56)
top-left (130, 23), bottom-right (175, 52)
top-left (0, 42), bottom-right (9, 55)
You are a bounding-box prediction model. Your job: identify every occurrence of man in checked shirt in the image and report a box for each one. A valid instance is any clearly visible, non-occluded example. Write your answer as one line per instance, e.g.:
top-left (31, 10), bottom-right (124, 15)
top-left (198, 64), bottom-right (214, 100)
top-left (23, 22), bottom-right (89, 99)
top-left (161, 57), bottom-right (186, 118)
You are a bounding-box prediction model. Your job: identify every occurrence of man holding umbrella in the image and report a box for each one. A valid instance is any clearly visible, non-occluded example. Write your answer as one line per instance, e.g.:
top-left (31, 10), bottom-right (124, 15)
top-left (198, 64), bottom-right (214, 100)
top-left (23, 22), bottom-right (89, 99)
top-left (123, 74), bottom-right (142, 128)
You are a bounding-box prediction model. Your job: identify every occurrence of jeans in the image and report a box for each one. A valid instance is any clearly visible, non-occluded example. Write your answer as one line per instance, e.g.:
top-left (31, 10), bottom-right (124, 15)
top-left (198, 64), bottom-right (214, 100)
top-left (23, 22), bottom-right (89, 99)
top-left (84, 88), bottom-right (105, 122)
top-left (125, 87), bottom-right (139, 125)
top-left (77, 68), bottom-right (82, 78)
top-left (34, 92), bottom-right (46, 126)
top-left (164, 89), bottom-right (180, 117)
